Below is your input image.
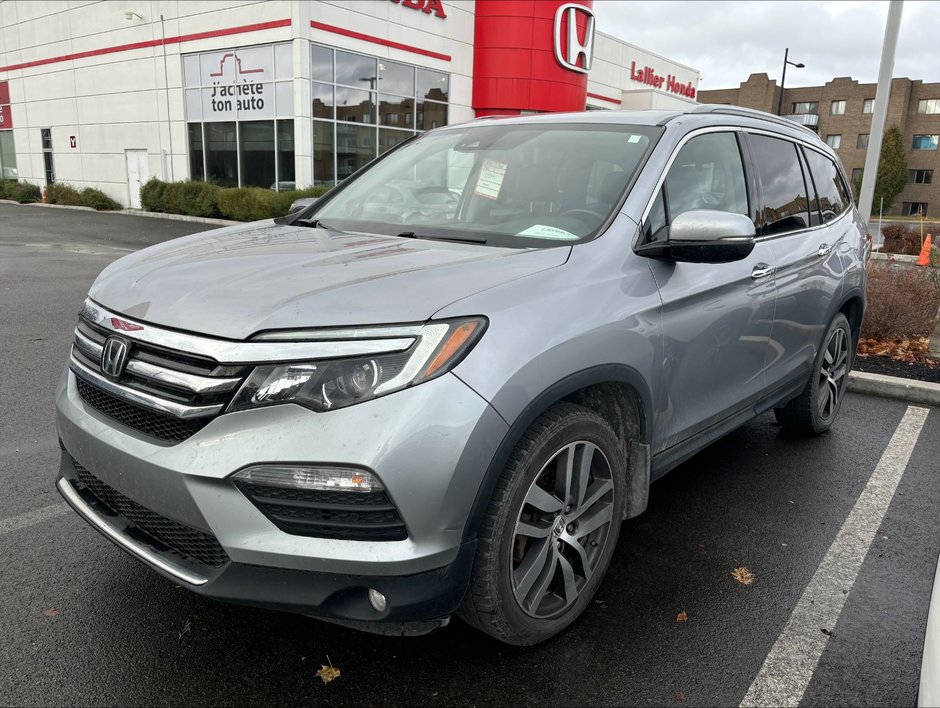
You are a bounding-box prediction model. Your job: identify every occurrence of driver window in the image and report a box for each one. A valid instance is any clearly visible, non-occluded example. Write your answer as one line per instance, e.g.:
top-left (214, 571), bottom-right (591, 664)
top-left (642, 132), bottom-right (749, 243)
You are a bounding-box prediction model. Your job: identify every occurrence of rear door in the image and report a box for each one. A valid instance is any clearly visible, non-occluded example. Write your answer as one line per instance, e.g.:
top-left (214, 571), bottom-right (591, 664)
top-left (640, 129), bottom-right (776, 452)
top-left (745, 133), bottom-right (844, 394)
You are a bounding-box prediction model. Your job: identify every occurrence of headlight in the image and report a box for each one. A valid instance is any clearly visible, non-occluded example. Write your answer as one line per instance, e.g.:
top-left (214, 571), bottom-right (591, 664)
top-left (228, 317), bottom-right (486, 413)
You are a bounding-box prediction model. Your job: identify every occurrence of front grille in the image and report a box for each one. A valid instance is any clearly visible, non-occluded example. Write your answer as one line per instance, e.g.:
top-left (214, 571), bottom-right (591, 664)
top-left (72, 460), bottom-right (229, 568)
top-left (77, 378), bottom-right (210, 443)
top-left (70, 316), bottom-right (248, 443)
top-left (235, 482), bottom-right (408, 541)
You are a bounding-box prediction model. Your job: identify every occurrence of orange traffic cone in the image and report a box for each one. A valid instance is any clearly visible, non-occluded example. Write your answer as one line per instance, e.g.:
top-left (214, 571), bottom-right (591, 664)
top-left (916, 233), bottom-right (932, 266)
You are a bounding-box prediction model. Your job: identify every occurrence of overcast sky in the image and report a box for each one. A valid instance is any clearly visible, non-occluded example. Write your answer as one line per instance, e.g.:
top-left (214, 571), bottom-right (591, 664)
top-left (592, 1), bottom-right (940, 90)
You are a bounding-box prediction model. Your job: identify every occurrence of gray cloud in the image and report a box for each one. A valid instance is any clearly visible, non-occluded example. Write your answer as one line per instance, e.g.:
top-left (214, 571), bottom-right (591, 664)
top-left (592, 1), bottom-right (940, 90)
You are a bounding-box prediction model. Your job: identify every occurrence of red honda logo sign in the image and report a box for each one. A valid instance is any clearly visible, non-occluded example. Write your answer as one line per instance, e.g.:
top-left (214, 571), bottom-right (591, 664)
top-left (553, 3), bottom-right (595, 74)
top-left (389, 0), bottom-right (447, 20)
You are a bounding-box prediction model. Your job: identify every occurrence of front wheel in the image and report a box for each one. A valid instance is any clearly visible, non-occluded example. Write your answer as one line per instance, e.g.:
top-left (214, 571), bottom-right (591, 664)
top-left (458, 403), bottom-right (626, 645)
top-left (774, 313), bottom-right (852, 434)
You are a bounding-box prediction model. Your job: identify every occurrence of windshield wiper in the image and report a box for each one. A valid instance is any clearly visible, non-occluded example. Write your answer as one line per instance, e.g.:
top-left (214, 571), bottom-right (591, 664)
top-left (396, 232), bottom-right (487, 245)
top-left (295, 218), bottom-right (339, 230)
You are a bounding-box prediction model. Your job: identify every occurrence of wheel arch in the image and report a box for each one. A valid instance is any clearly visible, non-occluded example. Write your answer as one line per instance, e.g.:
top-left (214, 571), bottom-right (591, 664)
top-left (461, 365), bottom-right (654, 544)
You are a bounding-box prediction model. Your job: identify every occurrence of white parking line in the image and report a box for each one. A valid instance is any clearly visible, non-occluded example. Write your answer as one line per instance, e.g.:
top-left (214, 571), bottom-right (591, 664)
top-left (741, 405), bottom-right (931, 707)
top-left (0, 502), bottom-right (69, 536)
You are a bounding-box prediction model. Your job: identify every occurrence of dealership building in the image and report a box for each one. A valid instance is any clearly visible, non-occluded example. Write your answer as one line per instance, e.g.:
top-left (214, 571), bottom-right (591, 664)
top-left (699, 73), bottom-right (940, 217)
top-left (0, 0), bottom-right (700, 208)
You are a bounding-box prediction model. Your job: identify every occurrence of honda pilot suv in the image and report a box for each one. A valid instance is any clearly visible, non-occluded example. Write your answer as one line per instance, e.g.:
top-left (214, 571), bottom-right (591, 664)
top-left (56, 106), bottom-right (867, 645)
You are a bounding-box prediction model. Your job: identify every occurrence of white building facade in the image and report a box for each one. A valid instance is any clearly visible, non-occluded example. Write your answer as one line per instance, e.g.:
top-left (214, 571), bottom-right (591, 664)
top-left (0, 0), bottom-right (700, 207)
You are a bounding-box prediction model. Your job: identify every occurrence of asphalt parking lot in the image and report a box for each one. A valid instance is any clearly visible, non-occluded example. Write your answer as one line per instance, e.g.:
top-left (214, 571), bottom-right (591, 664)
top-left (1, 203), bottom-right (939, 707)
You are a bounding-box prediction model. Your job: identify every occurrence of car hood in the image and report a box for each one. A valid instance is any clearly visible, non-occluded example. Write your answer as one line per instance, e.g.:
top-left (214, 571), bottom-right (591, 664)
top-left (89, 221), bottom-right (569, 340)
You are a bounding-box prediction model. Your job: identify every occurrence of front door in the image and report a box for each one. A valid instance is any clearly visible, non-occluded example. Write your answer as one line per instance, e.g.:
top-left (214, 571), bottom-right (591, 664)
top-left (640, 130), bottom-right (775, 452)
top-left (125, 149), bottom-right (149, 209)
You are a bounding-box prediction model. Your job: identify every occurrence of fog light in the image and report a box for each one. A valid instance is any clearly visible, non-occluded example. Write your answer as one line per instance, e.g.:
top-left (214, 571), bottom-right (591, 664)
top-left (232, 465), bottom-right (382, 493)
top-left (368, 588), bottom-right (387, 613)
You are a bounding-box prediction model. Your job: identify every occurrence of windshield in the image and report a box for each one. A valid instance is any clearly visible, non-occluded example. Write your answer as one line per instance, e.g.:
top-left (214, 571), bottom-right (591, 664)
top-left (308, 122), bottom-right (661, 247)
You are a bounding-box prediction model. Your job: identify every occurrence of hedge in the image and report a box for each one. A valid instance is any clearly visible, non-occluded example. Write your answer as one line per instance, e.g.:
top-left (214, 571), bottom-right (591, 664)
top-left (139, 178), bottom-right (330, 221)
top-left (44, 182), bottom-right (122, 211)
top-left (0, 180), bottom-right (42, 203)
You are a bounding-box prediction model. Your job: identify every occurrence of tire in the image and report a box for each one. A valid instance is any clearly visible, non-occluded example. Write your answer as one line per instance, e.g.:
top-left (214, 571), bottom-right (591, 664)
top-left (458, 402), bottom-right (626, 645)
top-left (774, 313), bottom-right (852, 434)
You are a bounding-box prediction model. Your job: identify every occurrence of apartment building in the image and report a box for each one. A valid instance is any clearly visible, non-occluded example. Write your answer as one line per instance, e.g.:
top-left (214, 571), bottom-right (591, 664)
top-left (699, 73), bottom-right (940, 217)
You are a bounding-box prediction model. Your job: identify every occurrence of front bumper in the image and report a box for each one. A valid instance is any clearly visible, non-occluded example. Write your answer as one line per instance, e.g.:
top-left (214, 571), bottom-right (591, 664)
top-left (55, 367), bottom-right (507, 630)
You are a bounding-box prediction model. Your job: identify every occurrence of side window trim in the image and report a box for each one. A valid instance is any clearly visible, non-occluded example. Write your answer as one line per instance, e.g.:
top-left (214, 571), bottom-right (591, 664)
top-left (797, 145), bottom-right (824, 227)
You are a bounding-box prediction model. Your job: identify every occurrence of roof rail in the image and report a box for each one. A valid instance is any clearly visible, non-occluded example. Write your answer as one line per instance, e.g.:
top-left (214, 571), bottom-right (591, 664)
top-left (689, 104), bottom-right (818, 136)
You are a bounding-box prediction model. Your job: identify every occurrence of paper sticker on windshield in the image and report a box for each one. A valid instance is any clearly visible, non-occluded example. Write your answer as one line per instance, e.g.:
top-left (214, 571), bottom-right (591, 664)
top-left (474, 159), bottom-right (508, 200)
top-left (516, 225), bottom-right (579, 240)
top-left (627, 134), bottom-right (643, 144)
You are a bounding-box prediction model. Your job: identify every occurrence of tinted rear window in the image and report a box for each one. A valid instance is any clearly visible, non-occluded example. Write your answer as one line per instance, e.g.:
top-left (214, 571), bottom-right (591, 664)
top-left (749, 135), bottom-right (810, 236)
top-left (804, 148), bottom-right (848, 225)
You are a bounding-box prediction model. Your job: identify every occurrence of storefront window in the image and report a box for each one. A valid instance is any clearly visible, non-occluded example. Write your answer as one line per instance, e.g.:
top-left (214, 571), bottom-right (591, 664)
top-left (311, 44), bottom-right (449, 185)
top-left (183, 43), bottom-right (294, 189)
top-left (205, 122), bottom-right (238, 187)
top-left (188, 124), bottom-right (204, 181)
top-left (313, 120), bottom-right (335, 186)
top-left (277, 119), bottom-right (295, 188)
top-left (239, 120), bottom-right (276, 188)
top-left (0, 130), bottom-right (17, 180)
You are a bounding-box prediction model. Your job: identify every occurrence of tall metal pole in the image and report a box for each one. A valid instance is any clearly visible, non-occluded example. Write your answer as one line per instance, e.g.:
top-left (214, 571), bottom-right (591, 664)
top-left (776, 48), bottom-right (789, 116)
top-left (858, 1), bottom-right (903, 223)
top-left (161, 14), bottom-right (174, 181)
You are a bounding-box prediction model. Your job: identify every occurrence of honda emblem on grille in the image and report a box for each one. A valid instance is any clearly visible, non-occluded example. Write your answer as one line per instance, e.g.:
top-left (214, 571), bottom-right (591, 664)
top-left (100, 336), bottom-right (129, 379)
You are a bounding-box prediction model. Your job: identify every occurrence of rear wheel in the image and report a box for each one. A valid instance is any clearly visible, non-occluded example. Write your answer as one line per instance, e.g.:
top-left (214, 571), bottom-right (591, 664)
top-left (458, 403), bottom-right (626, 645)
top-left (774, 313), bottom-right (852, 434)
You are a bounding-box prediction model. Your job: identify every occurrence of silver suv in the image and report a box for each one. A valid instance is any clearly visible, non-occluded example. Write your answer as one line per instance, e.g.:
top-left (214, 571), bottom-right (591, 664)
top-left (55, 106), bottom-right (867, 645)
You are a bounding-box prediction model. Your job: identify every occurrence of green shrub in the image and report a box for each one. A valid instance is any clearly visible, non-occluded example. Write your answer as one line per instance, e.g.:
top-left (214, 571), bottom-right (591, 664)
top-left (79, 187), bottom-right (121, 211)
top-left (162, 180), bottom-right (221, 218)
top-left (0, 180), bottom-right (42, 203)
top-left (136, 179), bottom-right (332, 221)
top-left (140, 178), bottom-right (168, 212)
top-left (930, 245), bottom-right (940, 269)
top-left (45, 182), bottom-right (83, 206)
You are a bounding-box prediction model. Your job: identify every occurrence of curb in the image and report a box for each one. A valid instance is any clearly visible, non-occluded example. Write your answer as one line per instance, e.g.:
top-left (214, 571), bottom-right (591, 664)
top-left (116, 210), bottom-right (239, 226)
top-left (848, 371), bottom-right (940, 407)
top-left (26, 202), bottom-right (96, 212)
top-left (870, 252), bottom-right (919, 263)
top-left (3, 199), bottom-right (239, 226)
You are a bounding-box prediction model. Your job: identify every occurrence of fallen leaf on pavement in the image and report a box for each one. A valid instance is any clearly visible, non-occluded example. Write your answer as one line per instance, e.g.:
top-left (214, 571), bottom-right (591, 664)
top-left (42, 608), bottom-right (60, 618)
top-left (316, 657), bottom-right (341, 685)
top-left (675, 692), bottom-right (685, 702)
top-left (676, 611), bottom-right (688, 622)
top-left (731, 566), bottom-right (755, 586)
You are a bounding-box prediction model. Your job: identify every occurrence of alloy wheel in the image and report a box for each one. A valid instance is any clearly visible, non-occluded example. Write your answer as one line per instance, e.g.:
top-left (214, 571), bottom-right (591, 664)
top-left (510, 441), bottom-right (615, 618)
top-left (818, 326), bottom-right (849, 421)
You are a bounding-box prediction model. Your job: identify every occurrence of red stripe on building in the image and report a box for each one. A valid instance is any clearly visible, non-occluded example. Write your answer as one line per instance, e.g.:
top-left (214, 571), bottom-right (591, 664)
top-left (0, 19), bottom-right (292, 73)
top-left (310, 21), bottom-right (451, 62)
top-left (587, 91), bottom-right (622, 105)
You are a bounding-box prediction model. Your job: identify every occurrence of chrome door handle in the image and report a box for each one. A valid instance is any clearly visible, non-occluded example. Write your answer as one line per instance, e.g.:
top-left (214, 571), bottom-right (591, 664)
top-left (751, 263), bottom-right (774, 280)
top-left (817, 243), bottom-right (832, 257)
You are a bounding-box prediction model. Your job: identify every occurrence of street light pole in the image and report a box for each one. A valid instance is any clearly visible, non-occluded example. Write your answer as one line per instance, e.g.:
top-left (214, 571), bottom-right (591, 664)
top-left (775, 48), bottom-right (805, 116)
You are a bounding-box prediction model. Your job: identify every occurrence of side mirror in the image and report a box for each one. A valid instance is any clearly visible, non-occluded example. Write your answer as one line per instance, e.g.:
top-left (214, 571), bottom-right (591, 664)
top-left (636, 209), bottom-right (756, 263)
top-left (289, 197), bottom-right (319, 214)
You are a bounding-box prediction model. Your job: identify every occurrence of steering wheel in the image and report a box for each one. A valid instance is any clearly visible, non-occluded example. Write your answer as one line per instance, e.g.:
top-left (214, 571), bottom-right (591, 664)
top-left (414, 186), bottom-right (459, 205)
top-left (558, 208), bottom-right (607, 225)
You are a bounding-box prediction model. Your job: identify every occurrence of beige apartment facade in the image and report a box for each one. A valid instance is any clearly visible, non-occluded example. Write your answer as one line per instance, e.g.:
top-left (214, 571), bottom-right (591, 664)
top-left (699, 73), bottom-right (940, 218)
